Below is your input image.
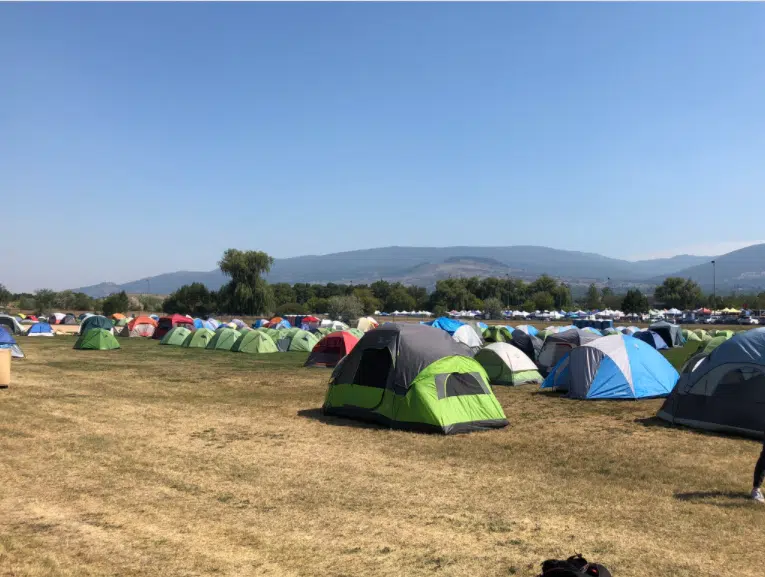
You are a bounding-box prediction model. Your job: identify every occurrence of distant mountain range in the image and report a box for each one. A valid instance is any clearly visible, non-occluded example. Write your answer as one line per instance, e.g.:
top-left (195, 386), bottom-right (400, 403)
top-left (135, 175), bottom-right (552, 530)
top-left (70, 245), bottom-right (725, 298)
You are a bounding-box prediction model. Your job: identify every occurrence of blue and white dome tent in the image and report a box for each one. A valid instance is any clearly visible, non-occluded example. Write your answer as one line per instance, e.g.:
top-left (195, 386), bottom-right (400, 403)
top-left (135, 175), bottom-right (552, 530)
top-left (542, 334), bottom-right (678, 400)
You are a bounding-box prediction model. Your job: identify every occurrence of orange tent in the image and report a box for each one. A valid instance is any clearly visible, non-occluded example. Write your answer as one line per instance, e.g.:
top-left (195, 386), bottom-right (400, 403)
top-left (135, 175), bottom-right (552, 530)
top-left (128, 316), bottom-right (158, 329)
top-left (111, 313), bottom-right (126, 320)
top-left (269, 316), bottom-right (283, 325)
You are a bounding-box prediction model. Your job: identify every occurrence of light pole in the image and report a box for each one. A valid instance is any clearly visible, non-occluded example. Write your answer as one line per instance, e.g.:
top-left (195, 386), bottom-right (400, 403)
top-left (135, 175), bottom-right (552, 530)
top-left (711, 260), bottom-right (716, 308)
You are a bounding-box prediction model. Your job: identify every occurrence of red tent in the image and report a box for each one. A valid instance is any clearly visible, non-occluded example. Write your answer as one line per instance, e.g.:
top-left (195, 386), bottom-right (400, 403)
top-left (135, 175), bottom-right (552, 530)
top-left (153, 314), bottom-right (195, 339)
top-left (304, 331), bottom-right (359, 368)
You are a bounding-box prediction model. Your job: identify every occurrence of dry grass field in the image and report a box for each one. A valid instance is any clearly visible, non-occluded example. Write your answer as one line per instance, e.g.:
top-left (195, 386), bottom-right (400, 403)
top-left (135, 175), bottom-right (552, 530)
top-left (1, 337), bottom-right (763, 577)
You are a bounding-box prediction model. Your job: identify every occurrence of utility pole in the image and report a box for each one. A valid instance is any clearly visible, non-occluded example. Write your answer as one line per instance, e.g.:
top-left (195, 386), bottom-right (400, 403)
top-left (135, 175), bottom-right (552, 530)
top-left (711, 260), bottom-right (716, 309)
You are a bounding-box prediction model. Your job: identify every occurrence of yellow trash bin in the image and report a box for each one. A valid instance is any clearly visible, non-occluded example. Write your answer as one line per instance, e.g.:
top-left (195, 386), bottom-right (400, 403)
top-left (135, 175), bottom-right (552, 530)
top-left (0, 348), bottom-right (10, 387)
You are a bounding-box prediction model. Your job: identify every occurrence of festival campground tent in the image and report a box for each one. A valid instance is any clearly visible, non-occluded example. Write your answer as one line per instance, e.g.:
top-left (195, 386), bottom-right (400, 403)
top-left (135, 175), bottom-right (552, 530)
top-left (231, 319), bottom-right (247, 329)
top-left (114, 317), bottom-right (129, 327)
top-left (347, 328), bottom-right (365, 339)
top-left (127, 316), bottom-right (157, 337)
top-left (74, 328), bottom-right (120, 351)
top-left (154, 314), bottom-right (195, 339)
top-left (276, 329), bottom-right (319, 352)
top-left (542, 335), bottom-right (678, 399)
top-left (483, 325), bottom-right (514, 343)
top-left (702, 335), bottom-right (731, 355)
top-left (27, 322), bottom-right (54, 336)
top-left (682, 329), bottom-right (702, 342)
top-left (160, 326), bottom-right (192, 346)
top-left (323, 323), bottom-right (508, 434)
top-left (451, 325), bottom-right (482, 354)
top-left (357, 317), bottom-right (379, 333)
top-left (603, 327), bottom-right (619, 336)
top-left (305, 331), bottom-right (360, 367)
top-left (633, 330), bottom-right (669, 350)
top-left (537, 328), bottom-right (601, 376)
top-left (62, 314), bottom-right (77, 325)
top-left (111, 313), bottom-right (126, 321)
top-left (426, 317), bottom-right (464, 334)
top-left (320, 320), bottom-right (348, 332)
top-left (0, 314), bottom-right (24, 335)
top-left (48, 313), bottom-right (66, 325)
top-left (79, 315), bottom-right (113, 335)
top-left (515, 325), bottom-right (539, 337)
top-left (474, 343), bottom-right (542, 386)
top-left (693, 329), bottom-right (712, 342)
top-left (510, 330), bottom-right (543, 361)
top-left (182, 328), bottom-right (214, 348)
top-left (714, 330), bottom-right (735, 339)
top-left (0, 327), bottom-right (24, 358)
top-left (658, 328), bottom-right (765, 437)
top-left (232, 330), bottom-right (278, 354)
top-left (648, 321), bottom-right (684, 348)
top-left (206, 328), bottom-right (241, 351)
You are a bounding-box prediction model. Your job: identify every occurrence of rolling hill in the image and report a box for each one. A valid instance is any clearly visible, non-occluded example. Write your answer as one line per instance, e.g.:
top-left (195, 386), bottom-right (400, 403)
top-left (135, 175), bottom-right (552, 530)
top-left (70, 245), bottom-right (716, 297)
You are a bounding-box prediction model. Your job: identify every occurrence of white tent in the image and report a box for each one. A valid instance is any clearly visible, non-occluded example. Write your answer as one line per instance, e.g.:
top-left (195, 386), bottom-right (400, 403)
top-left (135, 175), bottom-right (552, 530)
top-left (452, 324), bottom-right (483, 352)
top-left (357, 317), bottom-right (379, 332)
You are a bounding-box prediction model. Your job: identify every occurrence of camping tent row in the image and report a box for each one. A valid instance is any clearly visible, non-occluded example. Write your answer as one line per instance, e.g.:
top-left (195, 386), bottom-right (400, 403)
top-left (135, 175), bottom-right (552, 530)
top-left (160, 326), bottom-right (324, 354)
top-left (0, 326), bottom-right (25, 358)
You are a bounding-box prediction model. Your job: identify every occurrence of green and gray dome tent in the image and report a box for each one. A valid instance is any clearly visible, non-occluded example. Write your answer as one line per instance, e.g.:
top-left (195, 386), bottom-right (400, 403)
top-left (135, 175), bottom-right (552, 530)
top-left (702, 335), bottom-right (730, 355)
top-left (276, 329), bottom-right (319, 352)
top-left (323, 323), bottom-right (508, 434)
top-left (474, 342), bottom-right (542, 386)
top-left (347, 328), bottom-right (364, 339)
top-left (232, 330), bottom-right (278, 354)
top-left (714, 330), bottom-right (735, 339)
top-left (483, 325), bottom-right (513, 344)
top-left (206, 328), bottom-right (241, 351)
top-left (74, 328), bottom-right (120, 350)
top-left (79, 315), bottom-right (114, 335)
top-left (160, 326), bottom-right (191, 346)
top-left (682, 329), bottom-right (702, 342)
top-left (182, 328), bottom-right (214, 348)
top-left (648, 321), bottom-right (684, 348)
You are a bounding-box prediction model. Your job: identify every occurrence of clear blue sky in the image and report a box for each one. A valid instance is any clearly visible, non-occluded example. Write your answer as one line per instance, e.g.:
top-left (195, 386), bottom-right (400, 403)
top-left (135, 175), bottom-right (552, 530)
top-left (3, 3), bottom-right (764, 292)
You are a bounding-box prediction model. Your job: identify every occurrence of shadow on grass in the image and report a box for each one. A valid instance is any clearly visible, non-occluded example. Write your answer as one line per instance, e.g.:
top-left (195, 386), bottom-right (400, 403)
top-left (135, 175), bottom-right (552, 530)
top-left (297, 408), bottom-right (386, 430)
top-left (635, 416), bottom-right (674, 429)
top-left (636, 416), bottom-right (763, 441)
top-left (674, 491), bottom-right (753, 508)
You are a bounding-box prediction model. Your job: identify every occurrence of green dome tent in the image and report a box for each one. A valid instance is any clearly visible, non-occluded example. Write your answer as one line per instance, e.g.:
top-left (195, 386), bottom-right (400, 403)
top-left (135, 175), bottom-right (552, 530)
top-left (160, 326), bottom-right (191, 346)
top-left (682, 329), bottom-right (702, 342)
top-left (206, 328), bottom-right (241, 351)
top-left (182, 328), bottom-right (214, 348)
top-left (483, 325), bottom-right (513, 343)
top-left (347, 328), bottom-right (364, 339)
top-left (232, 331), bottom-right (278, 354)
top-left (276, 329), bottom-right (318, 352)
top-left (79, 315), bottom-right (113, 335)
top-left (323, 323), bottom-right (508, 434)
top-left (74, 329), bottom-right (120, 351)
top-left (714, 330), bottom-right (735, 339)
top-left (703, 335), bottom-right (731, 355)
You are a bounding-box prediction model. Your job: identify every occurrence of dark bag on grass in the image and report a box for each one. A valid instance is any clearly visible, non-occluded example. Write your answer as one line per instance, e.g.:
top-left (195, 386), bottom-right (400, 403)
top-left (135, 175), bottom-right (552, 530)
top-left (539, 553), bottom-right (612, 577)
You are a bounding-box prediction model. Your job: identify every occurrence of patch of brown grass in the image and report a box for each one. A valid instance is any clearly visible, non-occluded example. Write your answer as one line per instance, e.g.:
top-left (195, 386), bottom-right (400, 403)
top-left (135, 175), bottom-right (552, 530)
top-left (1, 338), bottom-right (762, 577)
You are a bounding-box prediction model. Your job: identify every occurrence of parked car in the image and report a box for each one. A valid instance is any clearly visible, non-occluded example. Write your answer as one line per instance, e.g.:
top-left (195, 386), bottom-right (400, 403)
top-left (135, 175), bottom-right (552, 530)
top-left (738, 317), bottom-right (760, 325)
top-left (705, 316), bottom-right (720, 324)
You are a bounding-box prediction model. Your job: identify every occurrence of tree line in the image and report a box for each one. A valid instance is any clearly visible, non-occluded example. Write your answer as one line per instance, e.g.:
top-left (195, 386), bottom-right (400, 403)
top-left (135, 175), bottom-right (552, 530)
top-left (4, 249), bottom-right (765, 318)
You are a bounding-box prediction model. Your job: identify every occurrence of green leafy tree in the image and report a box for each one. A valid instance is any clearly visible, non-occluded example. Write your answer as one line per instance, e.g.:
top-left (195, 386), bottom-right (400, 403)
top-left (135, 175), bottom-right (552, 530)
top-left (54, 290), bottom-right (75, 309)
top-left (34, 289), bottom-right (57, 314)
top-left (585, 283), bottom-right (601, 310)
top-left (528, 274), bottom-right (558, 296)
top-left (72, 292), bottom-right (95, 311)
top-left (532, 291), bottom-right (555, 311)
top-left (0, 284), bottom-right (11, 307)
top-left (274, 302), bottom-right (305, 316)
top-left (271, 283), bottom-right (297, 307)
top-left (101, 291), bottom-right (129, 316)
top-left (431, 303), bottom-right (448, 318)
top-left (553, 284), bottom-right (573, 309)
top-left (217, 249), bottom-right (274, 315)
top-left (621, 289), bottom-right (649, 314)
top-left (138, 294), bottom-right (164, 313)
top-left (306, 296), bottom-right (329, 314)
top-left (353, 288), bottom-right (382, 315)
top-left (482, 297), bottom-right (504, 320)
top-left (326, 295), bottom-right (364, 324)
top-left (654, 277), bottom-right (703, 310)
top-left (18, 295), bottom-right (36, 310)
top-left (521, 299), bottom-right (536, 313)
top-left (384, 286), bottom-right (416, 312)
top-left (163, 283), bottom-right (215, 316)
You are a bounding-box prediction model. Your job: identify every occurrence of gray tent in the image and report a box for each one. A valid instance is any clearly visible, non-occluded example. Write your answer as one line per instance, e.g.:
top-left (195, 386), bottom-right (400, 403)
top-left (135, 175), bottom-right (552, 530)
top-left (0, 315), bottom-right (24, 335)
top-left (658, 328), bottom-right (765, 437)
top-left (648, 321), bottom-right (684, 348)
top-left (510, 330), bottom-right (543, 362)
top-left (536, 328), bottom-right (601, 376)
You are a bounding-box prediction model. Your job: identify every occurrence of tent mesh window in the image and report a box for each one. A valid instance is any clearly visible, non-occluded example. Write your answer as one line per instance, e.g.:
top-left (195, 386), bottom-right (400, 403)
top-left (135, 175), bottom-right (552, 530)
top-left (353, 348), bottom-right (392, 389)
top-left (445, 373), bottom-right (485, 397)
top-left (716, 367), bottom-right (765, 401)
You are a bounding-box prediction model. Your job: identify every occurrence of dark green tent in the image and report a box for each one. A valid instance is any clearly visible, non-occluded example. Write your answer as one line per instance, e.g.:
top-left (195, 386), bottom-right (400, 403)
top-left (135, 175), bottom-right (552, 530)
top-left (74, 329), bottom-right (120, 350)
